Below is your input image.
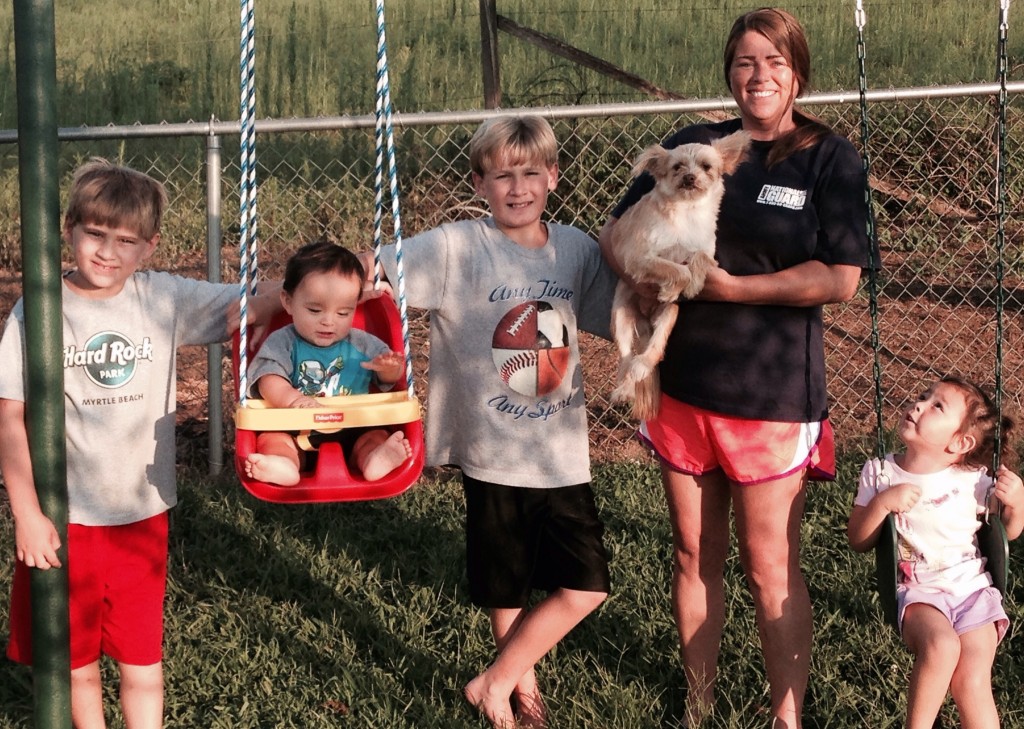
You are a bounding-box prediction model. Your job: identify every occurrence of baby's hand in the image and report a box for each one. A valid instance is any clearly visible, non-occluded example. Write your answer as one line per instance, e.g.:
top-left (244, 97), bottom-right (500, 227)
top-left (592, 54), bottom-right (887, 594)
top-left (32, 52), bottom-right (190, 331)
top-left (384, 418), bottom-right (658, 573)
top-left (289, 395), bottom-right (322, 409)
top-left (363, 350), bottom-right (405, 383)
top-left (993, 465), bottom-right (1024, 510)
top-left (878, 482), bottom-right (922, 514)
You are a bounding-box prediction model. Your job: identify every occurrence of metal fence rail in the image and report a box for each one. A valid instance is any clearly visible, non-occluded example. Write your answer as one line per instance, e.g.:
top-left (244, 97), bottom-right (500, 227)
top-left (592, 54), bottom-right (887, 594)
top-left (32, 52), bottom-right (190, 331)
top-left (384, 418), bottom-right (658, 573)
top-left (3, 82), bottom-right (1021, 466)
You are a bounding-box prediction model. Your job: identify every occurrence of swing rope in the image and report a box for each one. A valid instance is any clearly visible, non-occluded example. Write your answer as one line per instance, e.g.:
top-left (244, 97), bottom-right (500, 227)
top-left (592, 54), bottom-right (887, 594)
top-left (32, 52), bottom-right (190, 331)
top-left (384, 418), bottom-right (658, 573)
top-left (237, 0), bottom-right (257, 408)
top-left (372, 0), bottom-right (415, 397)
top-left (235, 0), bottom-right (416, 404)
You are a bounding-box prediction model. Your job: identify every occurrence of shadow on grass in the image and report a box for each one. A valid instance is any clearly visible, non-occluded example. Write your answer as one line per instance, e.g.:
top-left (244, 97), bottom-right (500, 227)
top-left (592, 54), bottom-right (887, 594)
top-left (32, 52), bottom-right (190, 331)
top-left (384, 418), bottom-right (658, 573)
top-left (166, 468), bottom-right (473, 727)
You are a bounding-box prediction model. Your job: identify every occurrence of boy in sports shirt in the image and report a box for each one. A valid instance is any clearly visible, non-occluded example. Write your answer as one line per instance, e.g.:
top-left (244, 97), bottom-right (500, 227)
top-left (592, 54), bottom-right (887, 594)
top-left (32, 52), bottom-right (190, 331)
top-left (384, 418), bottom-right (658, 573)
top-left (363, 116), bottom-right (618, 728)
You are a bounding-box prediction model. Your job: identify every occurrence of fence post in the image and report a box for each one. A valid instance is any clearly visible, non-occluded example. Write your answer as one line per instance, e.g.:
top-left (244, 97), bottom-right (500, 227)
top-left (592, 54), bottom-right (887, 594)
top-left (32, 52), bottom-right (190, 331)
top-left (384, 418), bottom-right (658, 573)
top-left (479, 0), bottom-right (501, 108)
top-left (12, 0), bottom-right (72, 726)
top-left (206, 127), bottom-right (224, 476)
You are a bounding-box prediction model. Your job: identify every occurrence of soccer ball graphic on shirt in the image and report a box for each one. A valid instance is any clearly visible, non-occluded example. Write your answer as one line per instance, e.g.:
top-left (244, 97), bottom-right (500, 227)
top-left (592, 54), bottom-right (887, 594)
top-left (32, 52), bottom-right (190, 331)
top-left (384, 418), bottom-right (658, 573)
top-left (491, 300), bottom-right (571, 397)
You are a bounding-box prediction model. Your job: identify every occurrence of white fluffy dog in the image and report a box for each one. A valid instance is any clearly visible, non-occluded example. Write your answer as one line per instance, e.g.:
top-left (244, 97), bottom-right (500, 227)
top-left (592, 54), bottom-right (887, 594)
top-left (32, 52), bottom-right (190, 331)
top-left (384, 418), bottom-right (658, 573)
top-left (608, 130), bottom-right (751, 420)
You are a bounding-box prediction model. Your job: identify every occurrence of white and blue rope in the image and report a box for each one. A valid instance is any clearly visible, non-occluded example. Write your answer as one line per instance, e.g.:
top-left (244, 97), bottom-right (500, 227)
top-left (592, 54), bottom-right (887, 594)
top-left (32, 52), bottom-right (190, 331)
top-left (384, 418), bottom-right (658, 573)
top-left (238, 0), bottom-right (258, 406)
top-left (374, 0), bottom-right (415, 396)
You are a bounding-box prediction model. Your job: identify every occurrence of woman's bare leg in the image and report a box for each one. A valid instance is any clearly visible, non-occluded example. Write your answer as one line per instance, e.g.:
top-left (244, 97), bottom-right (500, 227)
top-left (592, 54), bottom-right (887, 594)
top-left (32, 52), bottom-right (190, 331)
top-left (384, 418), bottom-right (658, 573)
top-left (661, 466), bottom-right (732, 725)
top-left (732, 470), bottom-right (810, 729)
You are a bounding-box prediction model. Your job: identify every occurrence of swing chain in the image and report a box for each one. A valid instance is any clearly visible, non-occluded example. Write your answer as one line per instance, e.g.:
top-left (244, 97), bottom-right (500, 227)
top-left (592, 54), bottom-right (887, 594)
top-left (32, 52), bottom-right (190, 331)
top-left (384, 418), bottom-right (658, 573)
top-left (854, 1), bottom-right (885, 462)
top-left (989, 0), bottom-right (1011, 500)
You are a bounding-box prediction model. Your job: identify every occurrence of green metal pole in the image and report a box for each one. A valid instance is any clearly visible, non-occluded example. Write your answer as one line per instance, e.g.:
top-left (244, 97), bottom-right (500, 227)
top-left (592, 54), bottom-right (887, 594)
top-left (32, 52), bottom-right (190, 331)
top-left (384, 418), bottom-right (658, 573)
top-left (12, 1), bottom-right (72, 727)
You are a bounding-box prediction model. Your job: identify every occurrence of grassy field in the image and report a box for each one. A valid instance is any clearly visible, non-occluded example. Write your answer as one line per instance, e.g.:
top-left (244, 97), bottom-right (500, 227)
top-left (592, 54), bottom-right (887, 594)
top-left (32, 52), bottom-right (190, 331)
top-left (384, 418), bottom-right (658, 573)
top-left (1, 458), bottom-right (1023, 728)
top-left (0, 3), bottom-right (1022, 726)
top-left (0, 1), bottom-right (1016, 128)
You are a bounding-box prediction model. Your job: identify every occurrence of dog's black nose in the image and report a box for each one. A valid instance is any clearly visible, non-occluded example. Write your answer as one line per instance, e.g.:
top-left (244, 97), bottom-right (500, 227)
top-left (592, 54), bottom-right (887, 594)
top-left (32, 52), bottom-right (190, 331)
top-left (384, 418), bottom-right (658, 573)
top-left (680, 174), bottom-right (696, 188)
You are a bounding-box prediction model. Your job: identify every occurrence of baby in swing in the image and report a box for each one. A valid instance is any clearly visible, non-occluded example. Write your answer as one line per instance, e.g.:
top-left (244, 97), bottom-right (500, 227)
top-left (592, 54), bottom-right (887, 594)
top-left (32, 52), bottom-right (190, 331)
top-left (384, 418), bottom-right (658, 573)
top-left (847, 374), bottom-right (1024, 728)
top-left (244, 239), bottom-right (412, 485)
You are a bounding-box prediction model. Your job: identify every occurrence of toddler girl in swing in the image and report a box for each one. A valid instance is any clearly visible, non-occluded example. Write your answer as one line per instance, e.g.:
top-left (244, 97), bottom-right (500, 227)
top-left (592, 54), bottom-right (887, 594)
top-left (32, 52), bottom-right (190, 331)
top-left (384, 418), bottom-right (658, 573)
top-left (244, 239), bottom-right (412, 485)
top-left (847, 374), bottom-right (1024, 728)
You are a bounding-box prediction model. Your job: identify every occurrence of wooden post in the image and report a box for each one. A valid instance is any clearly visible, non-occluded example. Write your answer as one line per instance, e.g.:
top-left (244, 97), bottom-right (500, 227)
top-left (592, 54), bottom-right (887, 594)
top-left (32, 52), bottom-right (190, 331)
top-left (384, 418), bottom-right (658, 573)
top-left (479, 0), bottom-right (501, 108)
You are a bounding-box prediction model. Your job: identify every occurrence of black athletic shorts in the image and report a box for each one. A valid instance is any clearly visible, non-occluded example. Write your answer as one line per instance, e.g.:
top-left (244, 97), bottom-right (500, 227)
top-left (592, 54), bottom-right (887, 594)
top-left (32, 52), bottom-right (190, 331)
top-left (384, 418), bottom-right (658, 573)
top-left (462, 474), bottom-right (611, 608)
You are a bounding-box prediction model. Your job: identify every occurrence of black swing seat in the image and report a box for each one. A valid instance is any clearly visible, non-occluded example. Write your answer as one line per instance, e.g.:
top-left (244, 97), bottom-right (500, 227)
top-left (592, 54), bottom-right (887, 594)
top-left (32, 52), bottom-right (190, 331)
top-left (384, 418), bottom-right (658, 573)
top-left (231, 294), bottom-right (425, 504)
top-left (876, 512), bottom-right (1010, 631)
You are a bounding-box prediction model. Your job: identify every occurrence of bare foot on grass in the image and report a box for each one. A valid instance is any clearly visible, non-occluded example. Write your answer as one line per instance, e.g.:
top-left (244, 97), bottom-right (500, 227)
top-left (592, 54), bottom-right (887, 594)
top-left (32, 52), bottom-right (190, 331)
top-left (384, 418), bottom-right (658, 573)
top-left (513, 680), bottom-right (548, 728)
top-left (245, 453), bottom-right (301, 486)
top-left (464, 675), bottom-right (516, 729)
top-left (361, 430), bottom-right (412, 481)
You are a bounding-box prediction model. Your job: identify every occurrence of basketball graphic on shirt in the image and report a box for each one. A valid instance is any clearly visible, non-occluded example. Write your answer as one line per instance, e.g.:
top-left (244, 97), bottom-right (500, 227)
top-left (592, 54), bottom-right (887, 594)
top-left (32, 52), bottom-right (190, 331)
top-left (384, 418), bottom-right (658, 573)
top-left (492, 300), bottom-right (570, 397)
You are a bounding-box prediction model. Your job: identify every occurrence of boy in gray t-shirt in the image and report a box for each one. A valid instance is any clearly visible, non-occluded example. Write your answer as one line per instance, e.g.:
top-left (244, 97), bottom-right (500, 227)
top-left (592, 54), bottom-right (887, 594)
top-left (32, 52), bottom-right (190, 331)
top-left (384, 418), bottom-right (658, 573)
top-left (0, 158), bottom-right (278, 726)
top-left (363, 116), bottom-right (618, 729)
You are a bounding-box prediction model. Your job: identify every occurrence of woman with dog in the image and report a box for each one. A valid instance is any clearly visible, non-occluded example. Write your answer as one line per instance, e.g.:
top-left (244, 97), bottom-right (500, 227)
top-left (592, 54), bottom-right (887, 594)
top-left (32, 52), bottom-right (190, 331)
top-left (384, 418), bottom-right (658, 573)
top-left (598, 7), bottom-right (871, 728)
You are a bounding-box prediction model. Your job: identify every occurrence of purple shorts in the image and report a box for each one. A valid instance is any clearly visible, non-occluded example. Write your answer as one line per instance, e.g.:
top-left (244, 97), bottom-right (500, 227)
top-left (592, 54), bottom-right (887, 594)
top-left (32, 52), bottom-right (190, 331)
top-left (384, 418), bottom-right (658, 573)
top-left (898, 585), bottom-right (1008, 642)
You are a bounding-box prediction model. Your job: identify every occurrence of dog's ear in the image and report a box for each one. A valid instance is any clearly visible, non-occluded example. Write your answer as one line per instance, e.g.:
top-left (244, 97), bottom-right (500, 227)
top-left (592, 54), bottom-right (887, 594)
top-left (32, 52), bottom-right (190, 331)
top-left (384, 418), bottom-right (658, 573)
top-left (712, 131), bottom-right (752, 175)
top-left (631, 144), bottom-right (668, 179)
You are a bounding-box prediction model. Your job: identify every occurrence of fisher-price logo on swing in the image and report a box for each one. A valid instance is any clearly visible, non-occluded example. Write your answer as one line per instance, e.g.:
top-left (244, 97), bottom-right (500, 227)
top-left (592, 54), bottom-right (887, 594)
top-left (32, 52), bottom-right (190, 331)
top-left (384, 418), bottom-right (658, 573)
top-left (63, 331), bottom-right (154, 388)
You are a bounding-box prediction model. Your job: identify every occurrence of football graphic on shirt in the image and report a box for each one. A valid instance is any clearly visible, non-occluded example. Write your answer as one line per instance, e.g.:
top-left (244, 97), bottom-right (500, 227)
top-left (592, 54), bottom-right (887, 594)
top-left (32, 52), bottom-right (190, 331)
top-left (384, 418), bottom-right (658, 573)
top-left (492, 300), bottom-right (571, 397)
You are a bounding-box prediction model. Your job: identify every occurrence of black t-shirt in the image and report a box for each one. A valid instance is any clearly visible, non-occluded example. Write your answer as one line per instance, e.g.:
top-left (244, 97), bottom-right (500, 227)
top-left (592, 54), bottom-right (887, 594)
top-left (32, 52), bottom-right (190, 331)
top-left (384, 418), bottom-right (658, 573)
top-left (611, 118), bottom-right (872, 421)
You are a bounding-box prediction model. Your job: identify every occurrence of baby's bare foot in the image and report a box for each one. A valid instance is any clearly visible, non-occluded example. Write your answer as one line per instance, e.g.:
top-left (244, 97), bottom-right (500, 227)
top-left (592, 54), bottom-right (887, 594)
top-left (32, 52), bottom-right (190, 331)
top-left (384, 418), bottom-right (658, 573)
top-left (464, 676), bottom-right (516, 729)
top-left (361, 431), bottom-right (412, 481)
top-left (245, 453), bottom-right (301, 486)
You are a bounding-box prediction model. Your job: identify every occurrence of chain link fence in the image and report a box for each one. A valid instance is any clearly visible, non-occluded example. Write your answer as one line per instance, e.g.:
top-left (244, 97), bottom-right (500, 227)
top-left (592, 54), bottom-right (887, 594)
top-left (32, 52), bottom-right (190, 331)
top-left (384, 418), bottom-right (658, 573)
top-left (2, 84), bottom-right (1021, 465)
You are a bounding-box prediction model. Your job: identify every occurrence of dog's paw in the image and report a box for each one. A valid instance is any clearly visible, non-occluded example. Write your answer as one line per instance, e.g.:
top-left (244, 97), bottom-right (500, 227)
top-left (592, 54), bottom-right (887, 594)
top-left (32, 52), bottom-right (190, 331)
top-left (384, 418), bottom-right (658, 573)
top-left (657, 284), bottom-right (684, 304)
top-left (681, 273), bottom-right (706, 299)
top-left (627, 358), bottom-right (654, 384)
top-left (657, 272), bottom-right (691, 303)
top-left (610, 381), bottom-right (636, 404)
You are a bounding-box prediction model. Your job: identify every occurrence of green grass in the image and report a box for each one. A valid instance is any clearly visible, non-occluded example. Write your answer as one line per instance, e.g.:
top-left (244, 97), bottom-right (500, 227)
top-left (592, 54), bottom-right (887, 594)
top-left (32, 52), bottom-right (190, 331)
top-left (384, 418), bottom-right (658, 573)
top-left (0, 1), bottom-right (1017, 128)
top-left (2, 457), bottom-right (1023, 727)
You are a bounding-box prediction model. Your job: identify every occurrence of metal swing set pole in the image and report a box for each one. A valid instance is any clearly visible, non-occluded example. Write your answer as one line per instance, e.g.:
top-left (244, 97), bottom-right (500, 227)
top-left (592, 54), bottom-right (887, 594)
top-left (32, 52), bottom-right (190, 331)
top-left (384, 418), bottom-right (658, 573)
top-left (11, 0), bottom-right (72, 727)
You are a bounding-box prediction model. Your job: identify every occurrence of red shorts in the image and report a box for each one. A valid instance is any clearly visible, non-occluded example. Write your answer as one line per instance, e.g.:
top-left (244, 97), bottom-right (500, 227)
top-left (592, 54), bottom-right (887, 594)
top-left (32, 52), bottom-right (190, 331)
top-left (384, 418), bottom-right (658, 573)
top-left (7, 512), bottom-right (169, 669)
top-left (639, 395), bottom-right (835, 485)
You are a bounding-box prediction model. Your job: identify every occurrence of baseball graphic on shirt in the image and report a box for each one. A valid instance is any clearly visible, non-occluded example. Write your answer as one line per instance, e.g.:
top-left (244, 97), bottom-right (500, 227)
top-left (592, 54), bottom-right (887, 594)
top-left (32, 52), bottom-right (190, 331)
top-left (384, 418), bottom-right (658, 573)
top-left (492, 300), bottom-right (570, 397)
